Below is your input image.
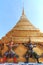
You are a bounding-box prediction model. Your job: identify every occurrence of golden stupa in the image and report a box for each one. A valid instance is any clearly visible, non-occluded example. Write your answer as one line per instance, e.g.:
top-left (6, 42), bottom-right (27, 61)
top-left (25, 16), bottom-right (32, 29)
top-left (0, 9), bottom-right (43, 63)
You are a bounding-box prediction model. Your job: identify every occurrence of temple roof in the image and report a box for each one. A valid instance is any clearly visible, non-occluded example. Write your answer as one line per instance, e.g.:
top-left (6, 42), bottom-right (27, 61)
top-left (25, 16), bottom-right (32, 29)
top-left (1, 9), bottom-right (43, 43)
top-left (14, 9), bottom-right (39, 31)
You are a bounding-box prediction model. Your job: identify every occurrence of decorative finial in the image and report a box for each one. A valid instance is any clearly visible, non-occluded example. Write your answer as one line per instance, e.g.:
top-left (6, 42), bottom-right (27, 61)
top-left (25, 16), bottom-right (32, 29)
top-left (21, 1), bottom-right (26, 19)
top-left (22, 1), bottom-right (25, 16)
top-left (22, 7), bottom-right (24, 15)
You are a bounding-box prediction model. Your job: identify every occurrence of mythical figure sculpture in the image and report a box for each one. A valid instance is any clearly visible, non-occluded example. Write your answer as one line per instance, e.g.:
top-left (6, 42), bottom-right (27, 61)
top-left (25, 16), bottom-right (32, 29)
top-left (23, 38), bottom-right (43, 63)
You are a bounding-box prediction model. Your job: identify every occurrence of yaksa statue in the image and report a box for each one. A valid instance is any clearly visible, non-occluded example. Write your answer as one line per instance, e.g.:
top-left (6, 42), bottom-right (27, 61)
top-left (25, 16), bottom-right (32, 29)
top-left (23, 39), bottom-right (43, 63)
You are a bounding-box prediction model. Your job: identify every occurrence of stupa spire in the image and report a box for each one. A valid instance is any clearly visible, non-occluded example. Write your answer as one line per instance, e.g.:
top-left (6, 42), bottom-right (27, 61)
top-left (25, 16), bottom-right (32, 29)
top-left (22, 0), bottom-right (25, 15)
top-left (22, 7), bottom-right (25, 15)
top-left (20, 7), bottom-right (26, 19)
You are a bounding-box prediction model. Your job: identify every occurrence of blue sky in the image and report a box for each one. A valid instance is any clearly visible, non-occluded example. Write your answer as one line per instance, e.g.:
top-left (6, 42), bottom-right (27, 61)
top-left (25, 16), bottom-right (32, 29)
top-left (0, 0), bottom-right (43, 39)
